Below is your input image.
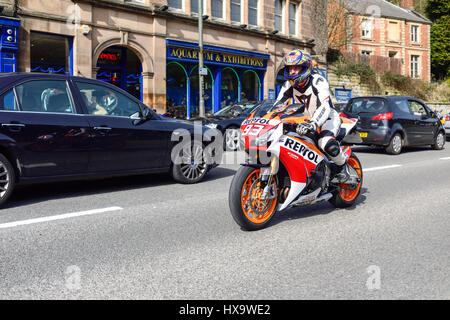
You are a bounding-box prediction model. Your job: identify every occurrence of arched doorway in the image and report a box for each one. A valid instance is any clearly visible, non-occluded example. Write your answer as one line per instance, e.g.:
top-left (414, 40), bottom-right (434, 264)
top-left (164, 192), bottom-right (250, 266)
top-left (96, 46), bottom-right (143, 100)
top-left (166, 61), bottom-right (188, 118)
top-left (241, 70), bottom-right (261, 101)
top-left (276, 67), bottom-right (286, 97)
top-left (221, 67), bottom-right (239, 108)
top-left (190, 66), bottom-right (214, 117)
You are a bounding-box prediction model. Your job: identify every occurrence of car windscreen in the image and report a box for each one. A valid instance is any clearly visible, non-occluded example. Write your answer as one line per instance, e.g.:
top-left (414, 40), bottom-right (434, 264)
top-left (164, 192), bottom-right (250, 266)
top-left (214, 102), bottom-right (258, 117)
top-left (345, 98), bottom-right (388, 114)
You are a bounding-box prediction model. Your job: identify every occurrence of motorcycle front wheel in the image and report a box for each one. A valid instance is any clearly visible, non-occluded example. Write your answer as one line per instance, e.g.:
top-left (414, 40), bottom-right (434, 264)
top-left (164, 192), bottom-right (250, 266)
top-left (229, 166), bottom-right (278, 231)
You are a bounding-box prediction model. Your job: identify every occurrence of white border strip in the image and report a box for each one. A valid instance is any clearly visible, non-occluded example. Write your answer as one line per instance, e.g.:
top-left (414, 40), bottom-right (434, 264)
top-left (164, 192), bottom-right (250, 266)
top-left (440, 157), bottom-right (450, 160)
top-left (0, 207), bottom-right (123, 230)
top-left (364, 165), bottom-right (402, 172)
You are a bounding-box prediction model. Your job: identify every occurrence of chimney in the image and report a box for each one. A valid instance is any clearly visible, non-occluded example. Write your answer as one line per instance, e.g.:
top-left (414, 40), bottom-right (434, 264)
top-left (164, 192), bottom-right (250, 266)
top-left (400, 0), bottom-right (414, 10)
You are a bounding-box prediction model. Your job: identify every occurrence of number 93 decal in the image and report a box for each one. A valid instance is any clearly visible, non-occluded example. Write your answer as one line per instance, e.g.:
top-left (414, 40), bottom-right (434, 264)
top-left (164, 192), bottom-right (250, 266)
top-left (242, 124), bottom-right (265, 136)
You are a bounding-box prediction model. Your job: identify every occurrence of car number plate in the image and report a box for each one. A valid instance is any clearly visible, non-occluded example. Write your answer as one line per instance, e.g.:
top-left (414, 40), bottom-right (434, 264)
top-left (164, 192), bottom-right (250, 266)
top-left (359, 132), bottom-right (368, 138)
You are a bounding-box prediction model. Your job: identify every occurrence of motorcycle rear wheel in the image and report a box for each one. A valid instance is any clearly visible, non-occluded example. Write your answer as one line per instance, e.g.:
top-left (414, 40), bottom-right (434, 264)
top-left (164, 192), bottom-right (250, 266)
top-left (229, 166), bottom-right (278, 231)
top-left (329, 153), bottom-right (363, 208)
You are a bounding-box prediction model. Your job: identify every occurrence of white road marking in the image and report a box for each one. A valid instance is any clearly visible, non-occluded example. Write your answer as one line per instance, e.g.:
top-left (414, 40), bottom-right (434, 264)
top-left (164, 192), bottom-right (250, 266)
top-left (439, 157), bottom-right (450, 160)
top-left (364, 164), bottom-right (403, 172)
top-left (0, 207), bottom-right (123, 230)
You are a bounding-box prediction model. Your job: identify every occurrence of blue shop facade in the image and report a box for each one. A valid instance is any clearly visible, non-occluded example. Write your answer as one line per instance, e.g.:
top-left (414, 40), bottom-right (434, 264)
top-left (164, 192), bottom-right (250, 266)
top-left (0, 17), bottom-right (20, 73)
top-left (166, 40), bottom-right (270, 119)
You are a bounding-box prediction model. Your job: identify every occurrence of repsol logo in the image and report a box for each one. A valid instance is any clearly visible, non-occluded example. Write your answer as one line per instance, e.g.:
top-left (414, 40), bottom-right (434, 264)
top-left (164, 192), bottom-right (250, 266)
top-left (283, 137), bottom-right (321, 164)
top-left (242, 118), bottom-right (271, 125)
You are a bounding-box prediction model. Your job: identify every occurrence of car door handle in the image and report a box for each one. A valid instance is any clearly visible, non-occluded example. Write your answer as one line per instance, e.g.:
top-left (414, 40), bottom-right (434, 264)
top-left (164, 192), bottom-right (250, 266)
top-left (93, 126), bottom-right (112, 131)
top-left (2, 123), bottom-right (26, 128)
top-left (2, 123), bottom-right (26, 132)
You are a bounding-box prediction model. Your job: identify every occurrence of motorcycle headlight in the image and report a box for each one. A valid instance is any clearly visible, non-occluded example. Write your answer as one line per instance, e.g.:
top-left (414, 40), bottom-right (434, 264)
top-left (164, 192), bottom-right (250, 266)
top-left (254, 127), bottom-right (276, 146)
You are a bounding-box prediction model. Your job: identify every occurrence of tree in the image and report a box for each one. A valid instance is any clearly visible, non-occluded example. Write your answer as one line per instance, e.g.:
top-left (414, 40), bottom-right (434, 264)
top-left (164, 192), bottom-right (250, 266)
top-left (426, 0), bottom-right (450, 79)
top-left (425, 0), bottom-right (450, 21)
top-left (430, 15), bottom-right (450, 79)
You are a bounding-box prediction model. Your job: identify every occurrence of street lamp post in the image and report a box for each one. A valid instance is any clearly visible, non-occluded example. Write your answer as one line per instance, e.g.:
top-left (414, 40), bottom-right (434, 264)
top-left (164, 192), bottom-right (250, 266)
top-left (198, 0), bottom-right (205, 118)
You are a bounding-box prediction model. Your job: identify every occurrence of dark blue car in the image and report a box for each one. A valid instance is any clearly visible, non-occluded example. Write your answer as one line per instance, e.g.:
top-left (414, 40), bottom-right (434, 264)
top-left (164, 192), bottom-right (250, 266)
top-left (341, 96), bottom-right (446, 155)
top-left (0, 73), bottom-right (217, 206)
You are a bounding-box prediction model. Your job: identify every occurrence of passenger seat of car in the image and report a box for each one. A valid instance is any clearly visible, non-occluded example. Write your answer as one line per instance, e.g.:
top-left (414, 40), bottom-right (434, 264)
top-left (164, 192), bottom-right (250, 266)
top-left (46, 94), bottom-right (72, 113)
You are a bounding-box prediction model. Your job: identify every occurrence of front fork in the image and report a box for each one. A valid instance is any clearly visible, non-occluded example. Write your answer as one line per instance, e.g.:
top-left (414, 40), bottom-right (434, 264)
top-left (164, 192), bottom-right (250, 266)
top-left (260, 156), bottom-right (279, 200)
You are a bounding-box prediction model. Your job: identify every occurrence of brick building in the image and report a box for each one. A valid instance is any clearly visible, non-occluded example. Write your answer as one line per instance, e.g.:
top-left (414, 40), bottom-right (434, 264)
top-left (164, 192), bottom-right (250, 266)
top-left (328, 0), bottom-right (432, 82)
top-left (1, 0), bottom-right (328, 118)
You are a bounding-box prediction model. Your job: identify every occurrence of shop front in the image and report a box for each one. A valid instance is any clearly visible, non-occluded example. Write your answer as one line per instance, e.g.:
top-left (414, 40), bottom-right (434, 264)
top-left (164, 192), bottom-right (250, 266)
top-left (0, 17), bottom-right (20, 73)
top-left (166, 40), bottom-right (269, 119)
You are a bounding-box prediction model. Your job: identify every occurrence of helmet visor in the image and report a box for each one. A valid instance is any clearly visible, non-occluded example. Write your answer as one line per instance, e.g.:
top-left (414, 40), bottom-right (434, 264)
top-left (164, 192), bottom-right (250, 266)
top-left (284, 64), bottom-right (308, 80)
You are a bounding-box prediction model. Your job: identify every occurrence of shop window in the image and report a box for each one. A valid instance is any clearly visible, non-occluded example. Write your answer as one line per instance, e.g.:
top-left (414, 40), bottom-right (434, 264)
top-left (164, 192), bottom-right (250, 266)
top-left (242, 71), bottom-right (260, 102)
top-left (231, 0), bottom-right (241, 23)
top-left (248, 0), bottom-right (258, 26)
top-left (96, 46), bottom-right (142, 101)
top-left (30, 32), bottom-right (72, 75)
top-left (76, 82), bottom-right (141, 117)
top-left (15, 80), bottom-right (74, 113)
top-left (212, 0), bottom-right (223, 19)
top-left (190, 67), bottom-right (213, 117)
top-left (221, 68), bottom-right (239, 108)
top-left (166, 62), bottom-right (188, 118)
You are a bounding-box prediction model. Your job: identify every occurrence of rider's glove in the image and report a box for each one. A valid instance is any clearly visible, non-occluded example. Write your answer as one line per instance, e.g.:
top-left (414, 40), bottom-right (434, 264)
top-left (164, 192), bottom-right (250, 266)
top-left (296, 121), bottom-right (317, 136)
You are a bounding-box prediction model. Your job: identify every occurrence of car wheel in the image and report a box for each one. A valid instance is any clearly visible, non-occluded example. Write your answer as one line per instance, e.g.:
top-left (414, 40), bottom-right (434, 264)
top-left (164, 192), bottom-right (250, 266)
top-left (432, 131), bottom-right (445, 150)
top-left (171, 140), bottom-right (208, 184)
top-left (386, 133), bottom-right (403, 155)
top-left (0, 154), bottom-right (16, 207)
top-left (224, 126), bottom-right (242, 151)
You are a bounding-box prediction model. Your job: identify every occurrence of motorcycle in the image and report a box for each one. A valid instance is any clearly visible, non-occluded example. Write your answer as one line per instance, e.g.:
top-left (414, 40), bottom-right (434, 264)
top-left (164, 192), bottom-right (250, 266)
top-left (228, 103), bottom-right (363, 230)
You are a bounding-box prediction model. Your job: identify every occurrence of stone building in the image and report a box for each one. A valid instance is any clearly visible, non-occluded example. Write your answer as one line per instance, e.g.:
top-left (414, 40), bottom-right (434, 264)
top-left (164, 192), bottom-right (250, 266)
top-left (328, 0), bottom-right (432, 82)
top-left (1, 0), bottom-right (327, 117)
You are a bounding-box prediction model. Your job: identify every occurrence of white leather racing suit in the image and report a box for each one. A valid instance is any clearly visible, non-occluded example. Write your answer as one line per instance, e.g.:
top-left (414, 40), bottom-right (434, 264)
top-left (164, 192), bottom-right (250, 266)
top-left (275, 73), bottom-right (346, 166)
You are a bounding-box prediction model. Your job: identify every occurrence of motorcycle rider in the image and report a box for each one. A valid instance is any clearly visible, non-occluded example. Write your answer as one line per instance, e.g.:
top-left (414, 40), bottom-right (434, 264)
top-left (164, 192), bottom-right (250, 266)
top-left (275, 49), bottom-right (350, 182)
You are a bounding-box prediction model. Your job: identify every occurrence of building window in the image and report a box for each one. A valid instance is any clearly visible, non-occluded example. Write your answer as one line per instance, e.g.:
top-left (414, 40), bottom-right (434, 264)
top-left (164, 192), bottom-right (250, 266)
top-left (191, 0), bottom-right (199, 13)
top-left (361, 18), bottom-right (371, 38)
top-left (230, 0), bottom-right (241, 23)
top-left (212, 0), bottom-right (223, 19)
top-left (361, 50), bottom-right (372, 56)
top-left (411, 55), bottom-right (419, 78)
top-left (275, 0), bottom-right (283, 32)
top-left (411, 25), bottom-right (419, 43)
top-left (388, 51), bottom-right (398, 58)
top-left (248, 0), bottom-right (258, 26)
top-left (289, 2), bottom-right (297, 36)
top-left (30, 32), bottom-right (73, 75)
top-left (168, 0), bottom-right (183, 9)
top-left (388, 21), bottom-right (400, 41)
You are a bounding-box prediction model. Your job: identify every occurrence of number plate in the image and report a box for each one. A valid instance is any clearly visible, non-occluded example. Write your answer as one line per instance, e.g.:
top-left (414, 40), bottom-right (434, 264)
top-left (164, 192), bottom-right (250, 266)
top-left (359, 132), bottom-right (368, 138)
top-left (260, 167), bottom-right (271, 176)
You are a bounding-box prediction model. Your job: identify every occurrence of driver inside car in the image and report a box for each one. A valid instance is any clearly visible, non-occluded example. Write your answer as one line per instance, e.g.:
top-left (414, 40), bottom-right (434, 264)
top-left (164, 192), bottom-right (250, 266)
top-left (274, 49), bottom-right (350, 183)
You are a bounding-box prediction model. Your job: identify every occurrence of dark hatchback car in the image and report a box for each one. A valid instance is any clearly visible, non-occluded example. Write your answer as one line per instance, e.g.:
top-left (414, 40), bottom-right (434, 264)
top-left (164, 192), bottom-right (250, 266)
top-left (0, 73), bottom-right (217, 206)
top-left (341, 96), bottom-right (446, 155)
top-left (191, 100), bottom-right (275, 151)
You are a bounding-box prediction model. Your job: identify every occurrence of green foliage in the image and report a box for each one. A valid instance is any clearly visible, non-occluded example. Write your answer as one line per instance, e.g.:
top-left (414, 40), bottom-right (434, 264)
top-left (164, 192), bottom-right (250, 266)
top-left (381, 72), bottom-right (431, 100)
top-left (425, 0), bottom-right (450, 21)
top-left (332, 57), bottom-right (381, 93)
top-left (430, 15), bottom-right (450, 79)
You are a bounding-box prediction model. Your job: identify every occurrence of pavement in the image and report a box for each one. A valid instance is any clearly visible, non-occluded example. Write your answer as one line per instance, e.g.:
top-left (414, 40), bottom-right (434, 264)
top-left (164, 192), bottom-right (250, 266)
top-left (0, 144), bottom-right (449, 299)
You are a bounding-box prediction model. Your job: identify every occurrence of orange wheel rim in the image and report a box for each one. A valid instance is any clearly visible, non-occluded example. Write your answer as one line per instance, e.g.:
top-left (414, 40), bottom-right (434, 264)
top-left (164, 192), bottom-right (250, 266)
top-left (338, 157), bottom-right (362, 202)
top-left (240, 169), bottom-right (278, 224)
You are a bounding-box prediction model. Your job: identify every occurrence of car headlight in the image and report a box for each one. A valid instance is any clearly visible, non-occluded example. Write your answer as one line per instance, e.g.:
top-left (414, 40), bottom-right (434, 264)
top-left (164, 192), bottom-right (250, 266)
top-left (205, 123), bottom-right (218, 129)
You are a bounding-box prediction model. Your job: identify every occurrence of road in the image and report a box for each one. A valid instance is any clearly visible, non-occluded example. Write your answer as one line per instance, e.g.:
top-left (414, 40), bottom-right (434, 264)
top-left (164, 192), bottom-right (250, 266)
top-left (0, 145), bottom-right (449, 299)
